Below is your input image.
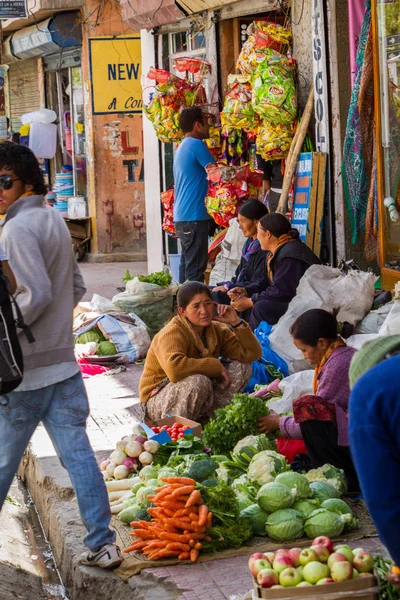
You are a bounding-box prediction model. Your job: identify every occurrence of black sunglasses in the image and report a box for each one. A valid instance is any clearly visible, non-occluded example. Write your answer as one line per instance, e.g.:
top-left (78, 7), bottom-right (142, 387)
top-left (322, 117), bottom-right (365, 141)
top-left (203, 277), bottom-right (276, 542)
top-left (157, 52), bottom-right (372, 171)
top-left (0, 175), bottom-right (20, 190)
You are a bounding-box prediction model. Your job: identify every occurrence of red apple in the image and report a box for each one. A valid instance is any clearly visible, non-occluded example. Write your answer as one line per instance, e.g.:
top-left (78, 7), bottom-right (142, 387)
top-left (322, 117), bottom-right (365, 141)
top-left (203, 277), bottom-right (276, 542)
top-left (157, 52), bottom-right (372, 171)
top-left (359, 573), bottom-right (374, 579)
top-left (353, 551), bottom-right (374, 573)
top-left (327, 552), bottom-right (349, 570)
top-left (257, 568), bottom-right (279, 588)
top-left (273, 555), bottom-right (294, 573)
top-left (263, 552), bottom-right (275, 564)
top-left (275, 549), bottom-right (291, 559)
top-left (299, 548), bottom-right (319, 566)
top-left (303, 561), bottom-right (330, 584)
top-left (279, 567), bottom-right (302, 587)
top-left (248, 553), bottom-right (266, 575)
top-left (331, 561), bottom-right (354, 582)
top-left (312, 536), bottom-right (334, 554)
top-left (311, 544), bottom-right (330, 563)
top-left (352, 548), bottom-right (365, 556)
top-left (334, 545), bottom-right (354, 563)
top-left (316, 578), bottom-right (334, 585)
top-left (251, 559), bottom-right (272, 579)
top-left (288, 547), bottom-right (302, 567)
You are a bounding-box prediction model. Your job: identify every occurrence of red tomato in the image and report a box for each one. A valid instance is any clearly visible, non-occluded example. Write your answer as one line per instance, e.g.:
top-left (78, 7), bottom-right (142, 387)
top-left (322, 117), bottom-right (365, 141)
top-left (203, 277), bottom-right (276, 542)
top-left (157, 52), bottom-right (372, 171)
top-left (152, 427), bottom-right (160, 433)
top-left (174, 422), bottom-right (183, 428)
top-left (160, 425), bottom-right (168, 431)
top-left (182, 426), bottom-right (190, 431)
top-left (171, 436), bottom-right (177, 442)
top-left (178, 432), bottom-right (185, 439)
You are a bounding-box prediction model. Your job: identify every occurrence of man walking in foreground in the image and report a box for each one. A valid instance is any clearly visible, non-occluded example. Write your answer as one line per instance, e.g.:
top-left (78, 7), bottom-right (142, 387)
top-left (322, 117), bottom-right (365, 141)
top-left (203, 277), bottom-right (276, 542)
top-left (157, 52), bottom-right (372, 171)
top-left (173, 107), bottom-right (215, 283)
top-left (0, 142), bottom-right (122, 569)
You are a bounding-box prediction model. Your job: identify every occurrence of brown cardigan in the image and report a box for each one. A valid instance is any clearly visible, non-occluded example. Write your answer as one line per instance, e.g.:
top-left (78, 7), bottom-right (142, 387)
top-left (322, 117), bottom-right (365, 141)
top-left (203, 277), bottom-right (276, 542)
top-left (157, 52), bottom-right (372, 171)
top-left (139, 315), bottom-right (262, 403)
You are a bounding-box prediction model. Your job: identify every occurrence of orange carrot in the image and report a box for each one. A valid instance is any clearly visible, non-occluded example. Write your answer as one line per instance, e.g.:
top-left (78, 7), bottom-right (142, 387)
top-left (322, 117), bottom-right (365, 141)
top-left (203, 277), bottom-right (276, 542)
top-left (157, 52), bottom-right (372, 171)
top-left (175, 507), bottom-right (198, 517)
top-left (190, 549), bottom-right (199, 562)
top-left (159, 531), bottom-right (191, 542)
top-left (154, 483), bottom-right (182, 492)
top-left (189, 539), bottom-right (195, 547)
top-left (161, 477), bottom-right (196, 485)
top-left (170, 485), bottom-right (195, 499)
top-left (164, 524), bottom-right (180, 533)
top-left (189, 512), bottom-right (199, 522)
top-left (198, 505), bottom-right (209, 527)
top-left (131, 529), bottom-right (155, 539)
top-left (130, 520), bottom-right (151, 529)
top-left (194, 542), bottom-right (202, 550)
top-left (166, 542), bottom-right (191, 552)
top-left (185, 490), bottom-right (202, 508)
top-left (178, 552), bottom-right (190, 560)
top-left (124, 540), bottom-right (147, 553)
top-left (161, 508), bottom-right (175, 518)
top-left (206, 511), bottom-right (213, 528)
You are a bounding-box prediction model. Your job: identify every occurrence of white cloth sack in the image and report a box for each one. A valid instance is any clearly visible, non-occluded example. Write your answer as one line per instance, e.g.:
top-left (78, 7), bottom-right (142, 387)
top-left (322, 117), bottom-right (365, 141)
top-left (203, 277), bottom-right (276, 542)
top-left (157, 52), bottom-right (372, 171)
top-left (268, 370), bottom-right (314, 415)
top-left (269, 265), bottom-right (377, 365)
top-left (29, 122), bottom-right (57, 159)
top-left (21, 108), bottom-right (57, 125)
top-left (209, 218), bottom-right (245, 286)
top-left (355, 302), bottom-right (393, 334)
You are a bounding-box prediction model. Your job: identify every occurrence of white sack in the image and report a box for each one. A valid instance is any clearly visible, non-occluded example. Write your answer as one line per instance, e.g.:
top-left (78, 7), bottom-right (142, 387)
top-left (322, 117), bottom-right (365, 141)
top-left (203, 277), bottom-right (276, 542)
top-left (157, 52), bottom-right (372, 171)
top-left (268, 370), bottom-right (314, 415)
top-left (29, 122), bottom-right (57, 159)
top-left (355, 302), bottom-right (393, 334)
top-left (269, 265), bottom-right (377, 364)
top-left (21, 108), bottom-right (57, 125)
top-left (209, 218), bottom-right (245, 286)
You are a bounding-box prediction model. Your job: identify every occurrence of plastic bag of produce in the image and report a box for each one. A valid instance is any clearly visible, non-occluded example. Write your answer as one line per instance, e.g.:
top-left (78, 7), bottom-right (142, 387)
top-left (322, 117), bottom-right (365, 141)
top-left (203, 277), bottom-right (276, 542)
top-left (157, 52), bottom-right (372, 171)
top-left (252, 52), bottom-right (297, 125)
top-left (256, 121), bottom-right (295, 161)
top-left (112, 278), bottom-right (178, 339)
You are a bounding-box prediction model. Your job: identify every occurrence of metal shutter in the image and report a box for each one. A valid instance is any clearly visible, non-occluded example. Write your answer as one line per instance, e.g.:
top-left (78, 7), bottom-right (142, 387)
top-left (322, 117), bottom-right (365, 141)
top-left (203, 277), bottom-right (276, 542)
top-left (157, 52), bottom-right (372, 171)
top-left (8, 59), bottom-right (41, 132)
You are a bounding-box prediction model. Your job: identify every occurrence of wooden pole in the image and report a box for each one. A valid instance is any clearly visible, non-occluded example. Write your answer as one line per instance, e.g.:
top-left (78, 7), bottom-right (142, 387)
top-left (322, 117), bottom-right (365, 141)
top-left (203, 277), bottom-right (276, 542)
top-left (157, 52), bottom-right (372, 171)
top-left (276, 87), bottom-right (314, 214)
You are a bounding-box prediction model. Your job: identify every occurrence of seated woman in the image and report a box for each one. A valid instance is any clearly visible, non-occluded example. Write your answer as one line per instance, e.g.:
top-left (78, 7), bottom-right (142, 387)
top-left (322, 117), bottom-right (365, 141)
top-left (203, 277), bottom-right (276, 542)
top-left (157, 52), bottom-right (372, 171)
top-left (258, 309), bottom-right (360, 494)
top-left (228, 213), bottom-right (320, 330)
top-left (139, 281), bottom-right (262, 423)
top-left (211, 200), bottom-right (268, 314)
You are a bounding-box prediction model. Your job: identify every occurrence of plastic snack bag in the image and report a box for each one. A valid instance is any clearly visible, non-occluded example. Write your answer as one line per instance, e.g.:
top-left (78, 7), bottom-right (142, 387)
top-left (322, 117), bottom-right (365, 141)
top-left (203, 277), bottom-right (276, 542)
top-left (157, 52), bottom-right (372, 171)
top-left (252, 52), bottom-right (297, 125)
top-left (256, 121), bottom-right (295, 161)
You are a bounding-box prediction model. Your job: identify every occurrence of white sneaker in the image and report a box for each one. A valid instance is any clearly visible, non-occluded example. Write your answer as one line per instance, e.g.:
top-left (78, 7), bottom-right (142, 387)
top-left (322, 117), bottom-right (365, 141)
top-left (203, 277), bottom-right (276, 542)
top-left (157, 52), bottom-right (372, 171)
top-left (80, 544), bottom-right (123, 569)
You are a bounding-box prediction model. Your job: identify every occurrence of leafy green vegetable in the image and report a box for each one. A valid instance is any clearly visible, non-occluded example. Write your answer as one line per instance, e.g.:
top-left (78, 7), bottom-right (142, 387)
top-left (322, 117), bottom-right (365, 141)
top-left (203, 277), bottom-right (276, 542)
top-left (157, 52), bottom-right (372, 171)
top-left (257, 482), bottom-right (296, 513)
top-left (321, 499), bottom-right (359, 530)
top-left (202, 479), bottom-right (219, 487)
top-left (305, 464), bottom-right (348, 495)
top-left (202, 518), bottom-right (253, 552)
top-left (152, 435), bottom-right (204, 466)
top-left (374, 555), bottom-right (400, 600)
top-left (292, 498), bottom-right (320, 518)
top-left (275, 472), bottom-right (311, 499)
top-left (240, 504), bottom-right (269, 536)
top-left (247, 450), bottom-right (288, 486)
top-left (122, 270), bottom-right (173, 287)
top-left (309, 481), bottom-right (340, 503)
top-left (118, 504), bottom-right (142, 523)
top-left (200, 481), bottom-right (239, 523)
top-left (304, 508), bottom-right (351, 539)
top-left (188, 458), bottom-right (218, 482)
top-left (75, 326), bottom-right (105, 345)
top-left (266, 509), bottom-right (304, 541)
top-left (203, 394), bottom-right (270, 455)
top-left (97, 341), bottom-right (117, 356)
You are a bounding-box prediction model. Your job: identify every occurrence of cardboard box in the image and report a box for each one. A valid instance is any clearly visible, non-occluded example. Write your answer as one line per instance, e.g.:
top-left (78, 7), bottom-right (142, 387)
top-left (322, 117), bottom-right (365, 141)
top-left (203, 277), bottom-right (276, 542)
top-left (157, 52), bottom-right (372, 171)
top-left (141, 415), bottom-right (203, 444)
top-left (253, 573), bottom-right (379, 599)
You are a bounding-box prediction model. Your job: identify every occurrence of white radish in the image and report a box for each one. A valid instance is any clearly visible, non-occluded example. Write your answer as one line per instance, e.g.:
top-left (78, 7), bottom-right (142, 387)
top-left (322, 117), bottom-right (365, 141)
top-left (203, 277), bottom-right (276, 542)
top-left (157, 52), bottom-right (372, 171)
top-left (111, 503), bottom-right (125, 514)
top-left (139, 451), bottom-right (154, 465)
top-left (114, 464), bottom-right (129, 480)
top-left (108, 490), bottom-right (131, 502)
top-left (125, 441), bottom-right (143, 458)
top-left (106, 462), bottom-right (117, 478)
top-left (99, 458), bottom-right (110, 471)
top-left (105, 479), bottom-right (134, 492)
top-left (132, 424), bottom-right (146, 437)
top-left (109, 450), bottom-right (127, 466)
top-left (143, 440), bottom-right (159, 454)
top-left (115, 439), bottom-right (128, 452)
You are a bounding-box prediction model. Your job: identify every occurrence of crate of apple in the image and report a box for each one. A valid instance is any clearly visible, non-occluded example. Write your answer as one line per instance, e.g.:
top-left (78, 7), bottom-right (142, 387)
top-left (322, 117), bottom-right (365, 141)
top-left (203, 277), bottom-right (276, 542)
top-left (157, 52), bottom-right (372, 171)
top-left (151, 423), bottom-right (191, 442)
top-left (249, 537), bottom-right (375, 592)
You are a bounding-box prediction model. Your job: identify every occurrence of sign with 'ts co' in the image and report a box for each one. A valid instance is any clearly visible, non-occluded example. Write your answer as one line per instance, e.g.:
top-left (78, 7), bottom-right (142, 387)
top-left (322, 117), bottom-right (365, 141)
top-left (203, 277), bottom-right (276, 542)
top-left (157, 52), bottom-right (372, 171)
top-left (89, 37), bottom-right (142, 115)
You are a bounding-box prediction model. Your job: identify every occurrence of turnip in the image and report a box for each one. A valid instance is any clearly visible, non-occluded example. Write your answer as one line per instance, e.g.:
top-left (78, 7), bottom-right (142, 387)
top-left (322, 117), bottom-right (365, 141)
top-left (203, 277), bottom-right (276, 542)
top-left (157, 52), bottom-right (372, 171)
top-left (143, 440), bottom-right (159, 454)
top-left (115, 439), bottom-right (128, 452)
top-left (99, 458), bottom-right (110, 471)
top-left (106, 462), bottom-right (117, 478)
top-left (123, 457), bottom-right (138, 473)
top-left (135, 435), bottom-right (147, 445)
top-left (125, 441), bottom-right (143, 458)
top-left (132, 424), bottom-right (146, 437)
top-left (139, 451), bottom-right (154, 465)
top-left (109, 450), bottom-right (127, 466)
top-left (114, 464), bottom-right (130, 480)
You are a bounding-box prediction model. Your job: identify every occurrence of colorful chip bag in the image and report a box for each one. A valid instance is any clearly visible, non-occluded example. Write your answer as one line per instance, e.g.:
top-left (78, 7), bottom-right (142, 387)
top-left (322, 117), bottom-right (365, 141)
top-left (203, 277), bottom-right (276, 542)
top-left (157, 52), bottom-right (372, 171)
top-left (252, 52), bottom-right (297, 125)
top-left (256, 121), bottom-right (295, 161)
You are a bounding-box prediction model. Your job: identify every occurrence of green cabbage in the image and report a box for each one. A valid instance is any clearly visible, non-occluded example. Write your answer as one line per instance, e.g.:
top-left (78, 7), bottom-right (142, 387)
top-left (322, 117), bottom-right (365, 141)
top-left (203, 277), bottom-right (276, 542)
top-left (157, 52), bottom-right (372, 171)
top-left (275, 472), bottom-right (311, 499)
top-left (304, 508), bottom-right (352, 539)
top-left (232, 434), bottom-right (277, 461)
top-left (97, 341), bottom-right (117, 356)
top-left (257, 482), bottom-right (296, 513)
top-left (240, 504), bottom-right (269, 536)
top-left (235, 490), bottom-right (254, 512)
top-left (321, 499), bottom-right (359, 530)
top-left (305, 464), bottom-right (348, 495)
top-left (136, 485), bottom-right (158, 508)
top-left (292, 498), bottom-right (320, 518)
top-left (310, 481), bottom-right (340, 503)
top-left (139, 465), bottom-right (159, 482)
top-left (130, 482), bottom-right (144, 495)
top-left (247, 450), bottom-right (289, 486)
top-left (75, 326), bottom-right (105, 344)
top-left (266, 509), bottom-right (304, 541)
top-left (158, 467), bottom-right (178, 480)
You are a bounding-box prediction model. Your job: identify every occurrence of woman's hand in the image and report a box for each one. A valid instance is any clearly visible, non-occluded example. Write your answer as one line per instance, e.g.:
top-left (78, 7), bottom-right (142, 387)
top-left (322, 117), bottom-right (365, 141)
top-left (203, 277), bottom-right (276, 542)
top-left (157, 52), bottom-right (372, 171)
top-left (227, 287), bottom-right (246, 300)
top-left (220, 365), bottom-right (232, 388)
top-left (214, 303), bottom-right (242, 327)
top-left (212, 285), bottom-right (228, 293)
top-left (231, 297), bottom-right (253, 312)
top-left (258, 410), bottom-right (281, 434)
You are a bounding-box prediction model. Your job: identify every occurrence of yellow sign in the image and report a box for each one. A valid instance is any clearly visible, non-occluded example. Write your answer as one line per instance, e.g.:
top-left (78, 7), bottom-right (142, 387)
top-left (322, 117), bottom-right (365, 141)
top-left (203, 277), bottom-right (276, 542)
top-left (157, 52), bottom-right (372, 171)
top-left (89, 36), bottom-right (142, 115)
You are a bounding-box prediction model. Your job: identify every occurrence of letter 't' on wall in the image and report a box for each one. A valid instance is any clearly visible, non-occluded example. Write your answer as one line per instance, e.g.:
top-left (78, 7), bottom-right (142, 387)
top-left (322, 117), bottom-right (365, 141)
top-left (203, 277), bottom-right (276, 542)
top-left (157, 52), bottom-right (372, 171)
top-left (89, 36), bottom-right (142, 115)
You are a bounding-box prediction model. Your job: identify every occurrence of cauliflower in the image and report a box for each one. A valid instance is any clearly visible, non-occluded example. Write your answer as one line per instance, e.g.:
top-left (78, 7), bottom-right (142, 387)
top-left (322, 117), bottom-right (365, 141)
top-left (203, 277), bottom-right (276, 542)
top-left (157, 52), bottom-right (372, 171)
top-left (232, 474), bottom-right (249, 489)
top-left (216, 465), bottom-right (231, 483)
top-left (305, 464), bottom-right (347, 495)
top-left (232, 434), bottom-right (277, 459)
top-left (247, 450), bottom-right (289, 486)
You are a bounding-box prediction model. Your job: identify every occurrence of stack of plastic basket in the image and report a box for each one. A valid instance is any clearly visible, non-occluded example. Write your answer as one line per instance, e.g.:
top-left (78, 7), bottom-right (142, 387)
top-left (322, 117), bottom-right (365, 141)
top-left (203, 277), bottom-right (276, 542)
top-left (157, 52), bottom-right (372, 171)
top-left (54, 171), bottom-right (73, 217)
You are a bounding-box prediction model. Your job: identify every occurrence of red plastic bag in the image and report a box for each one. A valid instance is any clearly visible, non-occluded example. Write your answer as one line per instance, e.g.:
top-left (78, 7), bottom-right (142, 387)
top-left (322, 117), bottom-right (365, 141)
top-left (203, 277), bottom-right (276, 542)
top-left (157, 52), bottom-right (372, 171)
top-left (277, 438), bottom-right (308, 464)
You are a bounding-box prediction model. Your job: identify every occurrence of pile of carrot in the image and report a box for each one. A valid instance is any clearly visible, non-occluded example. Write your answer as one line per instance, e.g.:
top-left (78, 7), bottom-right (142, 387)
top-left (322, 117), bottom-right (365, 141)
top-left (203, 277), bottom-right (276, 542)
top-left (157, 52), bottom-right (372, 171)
top-left (124, 477), bottom-right (212, 562)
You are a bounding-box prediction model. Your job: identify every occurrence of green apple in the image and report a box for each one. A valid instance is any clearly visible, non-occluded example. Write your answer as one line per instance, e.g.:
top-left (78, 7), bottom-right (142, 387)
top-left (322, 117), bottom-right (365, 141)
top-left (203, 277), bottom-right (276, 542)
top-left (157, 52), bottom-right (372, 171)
top-left (353, 568), bottom-right (360, 578)
top-left (352, 548), bottom-right (365, 556)
top-left (297, 581), bottom-right (313, 587)
top-left (296, 565), bottom-right (304, 578)
top-left (299, 548), bottom-right (319, 566)
top-left (303, 561), bottom-right (330, 584)
top-left (279, 567), bottom-right (303, 587)
top-left (334, 545), bottom-right (354, 563)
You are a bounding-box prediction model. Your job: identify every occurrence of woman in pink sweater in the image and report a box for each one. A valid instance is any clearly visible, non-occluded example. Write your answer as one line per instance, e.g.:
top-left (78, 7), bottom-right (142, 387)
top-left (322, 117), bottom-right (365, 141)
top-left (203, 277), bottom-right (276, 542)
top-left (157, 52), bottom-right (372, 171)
top-left (259, 309), bottom-right (360, 494)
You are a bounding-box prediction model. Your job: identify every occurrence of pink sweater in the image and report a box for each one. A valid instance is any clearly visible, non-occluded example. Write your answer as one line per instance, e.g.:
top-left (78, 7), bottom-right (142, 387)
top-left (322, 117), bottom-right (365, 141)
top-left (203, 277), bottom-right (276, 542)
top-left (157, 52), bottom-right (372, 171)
top-left (279, 346), bottom-right (357, 447)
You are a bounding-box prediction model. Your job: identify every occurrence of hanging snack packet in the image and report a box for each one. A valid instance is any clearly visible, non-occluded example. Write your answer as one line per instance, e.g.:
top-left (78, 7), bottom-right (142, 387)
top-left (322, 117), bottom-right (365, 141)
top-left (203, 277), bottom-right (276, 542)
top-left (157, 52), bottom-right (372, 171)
top-left (237, 22), bottom-right (292, 74)
top-left (252, 52), bottom-right (297, 125)
top-left (256, 121), bottom-right (295, 161)
top-left (221, 79), bottom-right (259, 131)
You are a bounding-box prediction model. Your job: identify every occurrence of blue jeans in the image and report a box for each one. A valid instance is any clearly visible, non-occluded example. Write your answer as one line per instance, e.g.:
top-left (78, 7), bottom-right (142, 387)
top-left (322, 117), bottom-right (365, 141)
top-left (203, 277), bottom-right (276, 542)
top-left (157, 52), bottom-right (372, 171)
top-left (0, 372), bottom-right (115, 552)
top-left (175, 220), bottom-right (209, 283)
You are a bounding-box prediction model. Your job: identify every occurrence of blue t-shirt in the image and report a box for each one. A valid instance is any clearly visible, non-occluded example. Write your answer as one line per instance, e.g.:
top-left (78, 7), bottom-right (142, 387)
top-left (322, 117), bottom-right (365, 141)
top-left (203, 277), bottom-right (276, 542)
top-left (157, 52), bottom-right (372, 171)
top-left (173, 137), bottom-right (214, 222)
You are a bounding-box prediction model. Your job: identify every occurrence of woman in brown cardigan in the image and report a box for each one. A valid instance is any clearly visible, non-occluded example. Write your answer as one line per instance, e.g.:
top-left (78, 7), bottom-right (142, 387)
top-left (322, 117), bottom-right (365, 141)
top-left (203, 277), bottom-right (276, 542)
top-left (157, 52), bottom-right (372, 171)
top-left (140, 281), bottom-right (262, 422)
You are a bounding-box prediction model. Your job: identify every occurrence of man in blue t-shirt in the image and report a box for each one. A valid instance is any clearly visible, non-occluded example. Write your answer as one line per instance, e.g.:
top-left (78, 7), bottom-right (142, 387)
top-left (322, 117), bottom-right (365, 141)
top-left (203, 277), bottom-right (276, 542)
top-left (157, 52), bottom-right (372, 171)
top-left (173, 107), bottom-right (214, 283)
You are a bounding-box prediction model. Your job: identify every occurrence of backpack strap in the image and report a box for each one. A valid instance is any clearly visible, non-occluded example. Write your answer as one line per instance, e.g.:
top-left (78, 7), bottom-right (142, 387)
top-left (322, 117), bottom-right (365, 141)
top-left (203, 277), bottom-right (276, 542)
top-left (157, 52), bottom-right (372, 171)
top-left (11, 295), bottom-right (35, 344)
